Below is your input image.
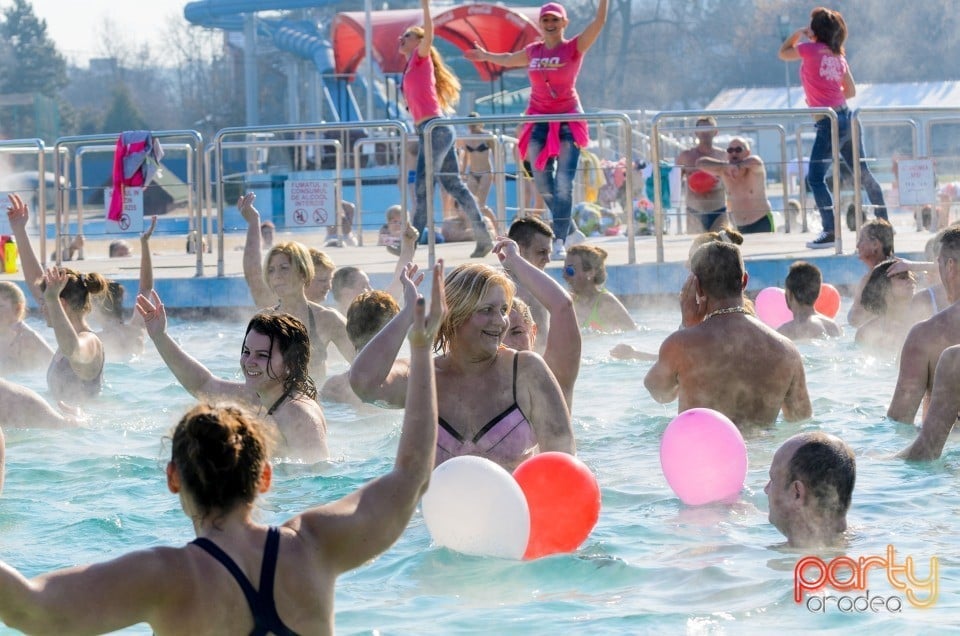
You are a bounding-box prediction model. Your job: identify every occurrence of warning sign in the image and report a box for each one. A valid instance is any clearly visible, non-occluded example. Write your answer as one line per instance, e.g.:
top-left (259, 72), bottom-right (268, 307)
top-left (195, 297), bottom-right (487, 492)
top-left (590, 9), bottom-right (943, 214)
top-left (897, 159), bottom-right (936, 206)
top-left (103, 187), bottom-right (145, 233)
top-left (284, 180), bottom-right (333, 227)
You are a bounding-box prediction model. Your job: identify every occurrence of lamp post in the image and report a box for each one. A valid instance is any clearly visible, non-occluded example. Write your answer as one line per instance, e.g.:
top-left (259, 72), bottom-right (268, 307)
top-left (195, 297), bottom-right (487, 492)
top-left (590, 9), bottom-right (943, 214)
top-left (778, 15), bottom-right (792, 108)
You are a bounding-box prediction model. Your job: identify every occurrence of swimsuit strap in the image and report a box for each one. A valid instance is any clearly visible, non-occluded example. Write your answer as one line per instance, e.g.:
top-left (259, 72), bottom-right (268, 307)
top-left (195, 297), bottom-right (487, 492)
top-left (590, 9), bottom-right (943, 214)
top-left (192, 527), bottom-right (297, 636)
top-left (307, 307), bottom-right (317, 338)
top-left (512, 351), bottom-right (519, 403)
top-left (191, 537), bottom-right (262, 625)
top-left (266, 387), bottom-right (293, 416)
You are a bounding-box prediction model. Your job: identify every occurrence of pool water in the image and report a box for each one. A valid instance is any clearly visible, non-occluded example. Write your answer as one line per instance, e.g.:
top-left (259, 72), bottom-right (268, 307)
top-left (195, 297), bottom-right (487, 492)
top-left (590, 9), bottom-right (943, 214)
top-left (1, 304), bottom-right (957, 634)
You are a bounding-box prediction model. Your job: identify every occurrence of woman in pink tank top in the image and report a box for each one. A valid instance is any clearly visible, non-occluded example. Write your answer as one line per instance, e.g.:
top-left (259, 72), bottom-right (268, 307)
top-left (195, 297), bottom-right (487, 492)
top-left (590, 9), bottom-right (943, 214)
top-left (400, 0), bottom-right (493, 259)
top-left (466, 0), bottom-right (608, 261)
top-left (779, 7), bottom-right (887, 250)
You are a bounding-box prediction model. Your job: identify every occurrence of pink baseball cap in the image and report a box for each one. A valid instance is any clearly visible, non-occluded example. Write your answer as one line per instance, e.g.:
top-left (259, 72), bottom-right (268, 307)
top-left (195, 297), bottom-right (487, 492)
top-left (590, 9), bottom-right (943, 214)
top-left (540, 2), bottom-right (567, 20)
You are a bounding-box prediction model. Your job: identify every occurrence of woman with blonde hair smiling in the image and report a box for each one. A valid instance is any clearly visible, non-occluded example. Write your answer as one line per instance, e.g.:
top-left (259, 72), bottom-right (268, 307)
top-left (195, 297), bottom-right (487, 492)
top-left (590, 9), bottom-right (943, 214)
top-left (350, 261), bottom-right (573, 471)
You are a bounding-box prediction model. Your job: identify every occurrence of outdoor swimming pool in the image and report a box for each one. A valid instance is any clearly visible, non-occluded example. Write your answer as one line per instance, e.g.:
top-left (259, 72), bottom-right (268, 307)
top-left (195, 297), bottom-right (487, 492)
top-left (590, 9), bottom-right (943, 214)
top-left (0, 303), bottom-right (956, 634)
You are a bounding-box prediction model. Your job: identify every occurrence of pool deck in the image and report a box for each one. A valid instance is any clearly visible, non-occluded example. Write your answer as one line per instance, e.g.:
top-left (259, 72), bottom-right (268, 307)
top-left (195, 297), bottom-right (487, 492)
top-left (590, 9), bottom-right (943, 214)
top-left (1, 208), bottom-right (935, 312)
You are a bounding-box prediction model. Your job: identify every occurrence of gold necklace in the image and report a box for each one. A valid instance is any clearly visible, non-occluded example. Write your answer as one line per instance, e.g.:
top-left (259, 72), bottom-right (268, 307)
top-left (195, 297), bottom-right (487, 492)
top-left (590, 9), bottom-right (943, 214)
top-left (704, 306), bottom-right (747, 321)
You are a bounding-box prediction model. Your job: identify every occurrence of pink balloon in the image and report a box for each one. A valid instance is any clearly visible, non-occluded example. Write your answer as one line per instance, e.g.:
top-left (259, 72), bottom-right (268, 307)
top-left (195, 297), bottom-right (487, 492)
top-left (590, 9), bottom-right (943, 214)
top-left (660, 408), bottom-right (747, 506)
top-left (755, 287), bottom-right (793, 329)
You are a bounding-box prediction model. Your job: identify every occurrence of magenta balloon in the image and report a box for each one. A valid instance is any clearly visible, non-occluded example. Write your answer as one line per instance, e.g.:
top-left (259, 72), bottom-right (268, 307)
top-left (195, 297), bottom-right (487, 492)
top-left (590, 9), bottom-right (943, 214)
top-left (660, 408), bottom-right (748, 505)
top-left (755, 287), bottom-right (793, 329)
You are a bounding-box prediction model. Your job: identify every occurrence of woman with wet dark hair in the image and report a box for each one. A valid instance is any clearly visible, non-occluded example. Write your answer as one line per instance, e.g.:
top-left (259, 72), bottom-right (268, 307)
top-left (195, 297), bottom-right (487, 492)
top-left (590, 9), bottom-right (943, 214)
top-left (138, 290), bottom-right (328, 463)
top-left (855, 259), bottom-right (917, 354)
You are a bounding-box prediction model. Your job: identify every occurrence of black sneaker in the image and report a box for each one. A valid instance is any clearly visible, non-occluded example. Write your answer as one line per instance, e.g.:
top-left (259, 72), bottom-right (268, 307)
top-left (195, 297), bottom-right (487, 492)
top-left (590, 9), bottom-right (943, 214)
top-left (806, 232), bottom-right (835, 249)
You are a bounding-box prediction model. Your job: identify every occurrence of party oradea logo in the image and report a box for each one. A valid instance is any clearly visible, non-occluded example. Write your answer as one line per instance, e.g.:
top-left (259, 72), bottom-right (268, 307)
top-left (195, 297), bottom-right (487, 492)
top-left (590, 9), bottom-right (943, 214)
top-left (794, 545), bottom-right (938, 613)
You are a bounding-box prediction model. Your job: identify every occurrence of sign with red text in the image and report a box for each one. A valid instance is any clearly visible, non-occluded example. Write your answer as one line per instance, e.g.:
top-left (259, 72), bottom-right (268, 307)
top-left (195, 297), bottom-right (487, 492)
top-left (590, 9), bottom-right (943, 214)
top-left (897, 159), bottom-right (936, 205)
top-left (103, 187), bottom-right (144, 233)
top-left (284, 179), bottom-right (333, 227)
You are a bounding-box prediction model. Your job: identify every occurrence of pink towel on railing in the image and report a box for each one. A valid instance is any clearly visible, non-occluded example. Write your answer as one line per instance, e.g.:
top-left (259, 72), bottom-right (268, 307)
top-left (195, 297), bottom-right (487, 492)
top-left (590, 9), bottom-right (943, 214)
top-left (108, 131), bottom-right (164, 221)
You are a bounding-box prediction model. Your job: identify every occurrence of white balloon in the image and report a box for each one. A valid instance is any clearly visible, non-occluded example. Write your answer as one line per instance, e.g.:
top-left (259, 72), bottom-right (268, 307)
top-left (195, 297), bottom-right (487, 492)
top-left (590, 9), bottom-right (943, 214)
top-left (421, 456), bottom-right (530, 559)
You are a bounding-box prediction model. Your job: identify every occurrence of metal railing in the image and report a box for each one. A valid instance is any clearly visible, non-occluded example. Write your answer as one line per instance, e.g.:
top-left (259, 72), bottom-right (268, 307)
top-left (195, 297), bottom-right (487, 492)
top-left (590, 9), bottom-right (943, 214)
top-left (52, 131), bottom-right (204, 272)
top-left (422, 112), bottom-right (635, 266)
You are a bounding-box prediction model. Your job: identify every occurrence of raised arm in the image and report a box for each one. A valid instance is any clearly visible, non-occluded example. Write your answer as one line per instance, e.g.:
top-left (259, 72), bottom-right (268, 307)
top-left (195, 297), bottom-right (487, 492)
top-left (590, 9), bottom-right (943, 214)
top-left (136, 290), bottom-right (243, 401)
top-left (349, 263), bottom-right (433, 407)
top-left (6, 194), bottom-right (44, 303)
top-left (138, 215), bottom-right (157, 297)
top-left (238, 193), bottom-right (275, 308)
top-left (464, 42), bottom-right (529, 69)
top-left (384, 220), bottom-right (420, 303)
top-left (778, 27), bottom-right (807, 62)
top-left (41, 269), bottom-right (100, 371)
top-left (299, 263), bottom-right (445, 573)
top-left (576, 0), bottom-right (609, 53)
top-left (418, 0), bottom-right (434, 53)
top-left (899, 345), bottom-right (960, 460)
top-left (494, 237), bottom-right (580, 404)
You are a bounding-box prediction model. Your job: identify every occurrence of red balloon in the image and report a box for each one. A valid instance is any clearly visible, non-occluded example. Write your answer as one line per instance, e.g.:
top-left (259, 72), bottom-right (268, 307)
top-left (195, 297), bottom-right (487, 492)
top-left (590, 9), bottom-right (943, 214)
top-left (814, 283), bottom-right (841, 318)
top-left (688, 170), bottom-right (719, 195)
top-left (513, 452), bottom-right (601, 560)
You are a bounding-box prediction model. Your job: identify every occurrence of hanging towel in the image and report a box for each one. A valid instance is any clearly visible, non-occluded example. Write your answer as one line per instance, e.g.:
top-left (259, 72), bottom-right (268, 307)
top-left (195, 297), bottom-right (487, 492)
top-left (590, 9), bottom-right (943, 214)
top-left (108, 131), bottom-right (164, 221)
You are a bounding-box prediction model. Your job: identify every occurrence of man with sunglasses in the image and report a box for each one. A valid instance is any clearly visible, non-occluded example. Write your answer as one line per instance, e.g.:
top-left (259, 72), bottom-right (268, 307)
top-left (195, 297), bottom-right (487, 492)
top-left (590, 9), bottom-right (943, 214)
top-left (675, 116), bottom-right (728, 233)
top-left (696, 137), bottom-right (775, 234)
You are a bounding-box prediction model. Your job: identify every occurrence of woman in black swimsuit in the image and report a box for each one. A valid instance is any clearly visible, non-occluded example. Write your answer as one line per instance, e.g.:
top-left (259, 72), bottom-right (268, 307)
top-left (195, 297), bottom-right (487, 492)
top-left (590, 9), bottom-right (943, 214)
top-left (137, 295), bottom-right (329, 463)
top-left (458, 112), bottom-right (495, 213)
top-left (0, 292), bottom-right (444, 633)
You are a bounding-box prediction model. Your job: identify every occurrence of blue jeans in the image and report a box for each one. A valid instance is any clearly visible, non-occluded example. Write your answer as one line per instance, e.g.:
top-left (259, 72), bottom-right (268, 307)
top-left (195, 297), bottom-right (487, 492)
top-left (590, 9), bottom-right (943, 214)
top-left (414, 121), bottom-right (485, 239)
top-left (807, 109), bottom-right (887, 234)
top-left (527, 122), bottom-right (581, 241)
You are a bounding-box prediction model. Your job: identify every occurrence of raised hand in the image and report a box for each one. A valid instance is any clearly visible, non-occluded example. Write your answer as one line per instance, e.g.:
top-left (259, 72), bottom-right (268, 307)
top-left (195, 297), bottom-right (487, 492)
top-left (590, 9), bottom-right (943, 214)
top-left (42, 267), bottom-right (69, 303)
top-left (136, 289), bottom-right (168, 338)
top-left (6, 193), bottom-right (29, 231)
top-left (400, 262), bottom-right (426, 310)
top-left (408, 259), bottom-right (446, 348)
top-left (141, 215), bottom-right (158, 244)
top-left (492, 236), bottom-right (521, 267)
top-left (237, 193), bottom-right (259, 225)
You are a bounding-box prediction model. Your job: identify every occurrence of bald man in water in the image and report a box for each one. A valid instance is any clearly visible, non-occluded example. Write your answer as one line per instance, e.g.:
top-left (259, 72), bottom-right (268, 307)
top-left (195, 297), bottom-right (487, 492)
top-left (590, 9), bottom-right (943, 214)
top-left (644, 241), bottom-right (811, 428)
top-left (697, 137), bottom-right (774, 234)
top-left (888, 227), bottom-right (960, 425)
top-left (766, 432), bottom-right (855, 548)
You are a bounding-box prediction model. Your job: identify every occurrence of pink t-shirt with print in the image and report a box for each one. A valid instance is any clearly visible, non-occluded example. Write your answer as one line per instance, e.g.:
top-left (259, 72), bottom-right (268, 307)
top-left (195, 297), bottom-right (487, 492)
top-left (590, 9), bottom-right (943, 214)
top-left (524, 37), bottom-right (583, 115)
top-left (402, 51), bottom-right (444, 124)
top-left (797, 41), bottom-right (848, 108)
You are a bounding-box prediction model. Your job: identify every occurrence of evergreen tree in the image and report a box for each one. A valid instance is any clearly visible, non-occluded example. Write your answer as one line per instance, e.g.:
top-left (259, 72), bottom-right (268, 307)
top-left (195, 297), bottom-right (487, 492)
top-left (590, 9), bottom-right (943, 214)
top-left (0, 0), bottom-right (67, 96)
top-left (101, 84), bottom-right (148, 134)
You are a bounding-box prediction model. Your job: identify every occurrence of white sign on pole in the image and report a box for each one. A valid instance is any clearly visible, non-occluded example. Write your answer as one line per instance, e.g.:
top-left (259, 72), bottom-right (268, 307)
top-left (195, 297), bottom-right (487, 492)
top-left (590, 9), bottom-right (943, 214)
top-left (103, 187), bottom-right (145, 233)
top-left (284, 180), bottom-right (333, 228)
top-left (897, 159), bottom-right (936, 206)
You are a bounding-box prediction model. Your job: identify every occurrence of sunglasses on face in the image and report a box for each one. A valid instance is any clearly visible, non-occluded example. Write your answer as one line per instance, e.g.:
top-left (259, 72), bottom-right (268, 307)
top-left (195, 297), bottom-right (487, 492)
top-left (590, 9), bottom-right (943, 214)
top-left (563, 265), bottom-right (576, 277)
top-left (401, 32), bottom-right (417, 39)
top-left (726, 146), bottom-right (744, 154)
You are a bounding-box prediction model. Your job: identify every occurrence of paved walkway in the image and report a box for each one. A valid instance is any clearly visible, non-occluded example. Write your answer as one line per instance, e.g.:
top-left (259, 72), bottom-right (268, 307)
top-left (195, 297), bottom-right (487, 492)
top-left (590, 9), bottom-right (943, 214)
top-left (0, 207), bottom-right (936, 311)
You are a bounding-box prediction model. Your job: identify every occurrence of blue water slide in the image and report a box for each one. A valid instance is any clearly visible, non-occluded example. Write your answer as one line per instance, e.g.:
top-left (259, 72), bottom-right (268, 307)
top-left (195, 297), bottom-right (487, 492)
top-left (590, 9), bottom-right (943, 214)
top-left (183, 0), bottom-right (366, 121)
